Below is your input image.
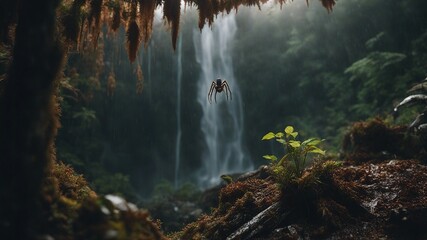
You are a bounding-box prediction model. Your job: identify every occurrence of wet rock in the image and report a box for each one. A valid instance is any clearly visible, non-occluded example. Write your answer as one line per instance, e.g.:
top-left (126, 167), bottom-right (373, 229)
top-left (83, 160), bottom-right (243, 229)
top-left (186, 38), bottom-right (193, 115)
top-left (175, 158), bottom-right (427, 239)
top-left (332, 160), bottom-right (427, 218)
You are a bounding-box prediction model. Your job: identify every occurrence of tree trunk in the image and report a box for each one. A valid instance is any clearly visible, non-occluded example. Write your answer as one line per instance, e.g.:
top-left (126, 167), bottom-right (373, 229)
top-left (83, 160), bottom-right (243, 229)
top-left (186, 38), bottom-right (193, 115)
top-left (0, 0), bottom-right (63, 238)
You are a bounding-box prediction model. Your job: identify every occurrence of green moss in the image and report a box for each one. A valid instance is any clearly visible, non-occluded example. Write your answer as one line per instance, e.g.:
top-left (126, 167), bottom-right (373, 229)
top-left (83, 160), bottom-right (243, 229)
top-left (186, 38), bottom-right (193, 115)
top-left (41, 161), bottom-right (167, 239)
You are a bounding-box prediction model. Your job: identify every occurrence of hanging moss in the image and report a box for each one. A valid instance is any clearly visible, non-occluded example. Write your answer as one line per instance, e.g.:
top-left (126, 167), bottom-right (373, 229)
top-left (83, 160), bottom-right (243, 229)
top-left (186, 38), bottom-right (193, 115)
top-left (139, 0), bottom-right (157, 47)
top-left (59, 0), bottom-right (337, 63)
top-left (163, 0), bottom-right (181, 50)
top-left (126, 20), bottom-right (140, 63)
top-left (320, 0), bottom-right (336, 12)
top-left (88, 0), bottom-right (103, 30)
top-left (60, 3), bottom-right (82, 43)
top-left (111, 4), bottom-right (121, 32)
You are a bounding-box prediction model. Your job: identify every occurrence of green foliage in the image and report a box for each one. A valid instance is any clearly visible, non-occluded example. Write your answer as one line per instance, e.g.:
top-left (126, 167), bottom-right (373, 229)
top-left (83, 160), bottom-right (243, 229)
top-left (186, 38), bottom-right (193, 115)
top-left (345, 51), bottom-right (407, 116)
top-left (72, 107), bottom-right (97, 129)
top-left (220, 174), bottom-right (233, 184)
top-left (262, 125), bottom-right (326, 183)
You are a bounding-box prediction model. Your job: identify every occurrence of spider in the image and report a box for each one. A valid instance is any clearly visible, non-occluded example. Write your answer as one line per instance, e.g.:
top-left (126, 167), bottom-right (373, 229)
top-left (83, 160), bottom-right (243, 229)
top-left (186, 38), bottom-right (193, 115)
top-left (208, 78), bottom-right (232, 103)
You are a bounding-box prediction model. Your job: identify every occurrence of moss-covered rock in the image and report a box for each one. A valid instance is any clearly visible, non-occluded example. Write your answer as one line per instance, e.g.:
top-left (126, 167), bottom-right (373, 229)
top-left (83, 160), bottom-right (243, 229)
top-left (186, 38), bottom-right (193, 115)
top-left (341, 118), bottom-right (423, 163)
top-left (42, 161), bottom-right (167, 240)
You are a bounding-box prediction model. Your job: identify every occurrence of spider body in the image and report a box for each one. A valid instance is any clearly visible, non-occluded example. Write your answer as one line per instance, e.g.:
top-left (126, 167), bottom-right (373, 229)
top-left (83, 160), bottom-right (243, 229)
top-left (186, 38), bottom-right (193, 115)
top-left (208, 78), bottom-right (232, 103)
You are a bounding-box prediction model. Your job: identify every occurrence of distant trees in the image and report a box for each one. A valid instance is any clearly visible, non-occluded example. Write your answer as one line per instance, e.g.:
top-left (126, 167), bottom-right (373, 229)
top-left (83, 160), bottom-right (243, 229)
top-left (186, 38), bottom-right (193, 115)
top-left (234, 0), bottom-right (427, 156)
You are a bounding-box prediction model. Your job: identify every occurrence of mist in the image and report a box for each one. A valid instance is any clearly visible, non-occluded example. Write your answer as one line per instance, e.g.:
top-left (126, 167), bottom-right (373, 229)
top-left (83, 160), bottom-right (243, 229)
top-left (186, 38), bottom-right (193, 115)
top-left (57, 0), bottom-right (427, 198)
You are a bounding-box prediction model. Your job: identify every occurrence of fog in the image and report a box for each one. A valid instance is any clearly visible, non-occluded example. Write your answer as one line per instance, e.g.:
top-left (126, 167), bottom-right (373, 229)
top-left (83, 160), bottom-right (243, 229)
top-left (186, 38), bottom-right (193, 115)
top-left (58, 0), bottom-right (427, 198)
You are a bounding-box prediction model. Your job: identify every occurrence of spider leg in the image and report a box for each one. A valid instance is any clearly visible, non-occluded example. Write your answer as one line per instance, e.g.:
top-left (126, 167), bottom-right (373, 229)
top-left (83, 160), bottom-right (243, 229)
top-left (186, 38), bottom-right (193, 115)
top-left (223, 81), bottom-right (232, 101)
top-left (208, 81), bottom-right (215, 104)
top-left (221, 83), bottom-right (229, 101)
top-left (214, 90), bottom-right (218, 103)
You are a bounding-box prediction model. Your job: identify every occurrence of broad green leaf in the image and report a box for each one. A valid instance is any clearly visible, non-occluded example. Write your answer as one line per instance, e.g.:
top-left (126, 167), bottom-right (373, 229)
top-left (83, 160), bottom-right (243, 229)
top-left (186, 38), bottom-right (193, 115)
top-left (276, 138), bottom-right (286, 144)
top-left (285, 126), bottom-right (294, 134)
top-left (302, 138), bottom-right (315, 145)
top-left (263, 155), bottom-right (278, 161)
top-left (262, 132), bottom-right (275, 140)
top-left (290, 132), bottom-right (298, 138)
top-left (307, 139), bottom-right (323, 146)
top-left (308, 146), bottom-right (326, 155)
top-left (288, 140), bottom-right (301, 148)
top-left (275, 132), bottom-right (284, 138)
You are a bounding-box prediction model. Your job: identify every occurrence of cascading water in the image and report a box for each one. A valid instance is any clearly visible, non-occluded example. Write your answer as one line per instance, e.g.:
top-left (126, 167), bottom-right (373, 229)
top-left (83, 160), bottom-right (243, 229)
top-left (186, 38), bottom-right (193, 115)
top-left (174, 35), bottom-right (183, 189)
top-left (193, 14), bottom-right (253, 189)
top-left (147, 43), bottom-right (152, 103)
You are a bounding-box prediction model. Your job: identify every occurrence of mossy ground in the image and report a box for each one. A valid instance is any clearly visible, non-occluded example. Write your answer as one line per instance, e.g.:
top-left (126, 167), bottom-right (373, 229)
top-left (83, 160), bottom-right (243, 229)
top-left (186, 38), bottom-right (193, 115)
top-left (37, 119), bottom-right (427, 239)
top-left (173, 119), bottom-right (427, 239)
top-left (41, 161), bottom-right (166, 240)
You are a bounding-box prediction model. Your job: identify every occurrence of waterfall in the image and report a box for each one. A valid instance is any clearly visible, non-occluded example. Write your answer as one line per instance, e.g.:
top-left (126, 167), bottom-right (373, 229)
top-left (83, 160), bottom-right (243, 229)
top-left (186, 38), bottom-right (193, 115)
top-left (147, 44), bottom-right (152, 103)
top-left (174, 35), bottom-right (183, 189)
top-left (193, 14), bottom-right (253, 189)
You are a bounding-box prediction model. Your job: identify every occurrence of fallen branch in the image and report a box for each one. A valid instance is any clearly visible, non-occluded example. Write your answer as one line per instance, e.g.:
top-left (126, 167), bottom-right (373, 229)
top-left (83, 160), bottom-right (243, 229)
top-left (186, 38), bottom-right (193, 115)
top-left (226, 202), bottom-right (283, 240)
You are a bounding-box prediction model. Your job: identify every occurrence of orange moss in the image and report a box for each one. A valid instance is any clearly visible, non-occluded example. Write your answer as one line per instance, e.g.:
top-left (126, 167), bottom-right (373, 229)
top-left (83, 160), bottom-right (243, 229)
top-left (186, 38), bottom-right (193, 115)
top-left (341, 118), bottom-right (421, 163)
top-left (136, 64), bottom-right (144, 94)
top-left (52, 161), bottom-right (95, 201)
top-left (44, 161), bottom-right (167, 239)
top-left (139, 0), bottom-right (157, 47)
top-left (332, 160), bottom-right (427, 218)
top-left (176, 178), bottom-right (280, 239)
top-left (59, 0), bottom-right (337, 64)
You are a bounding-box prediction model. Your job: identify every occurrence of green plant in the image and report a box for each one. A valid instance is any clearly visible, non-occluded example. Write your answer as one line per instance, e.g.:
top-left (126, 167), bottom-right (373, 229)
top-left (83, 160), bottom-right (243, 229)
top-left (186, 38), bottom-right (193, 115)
top-left (262, 126), bottom-right (326, 182)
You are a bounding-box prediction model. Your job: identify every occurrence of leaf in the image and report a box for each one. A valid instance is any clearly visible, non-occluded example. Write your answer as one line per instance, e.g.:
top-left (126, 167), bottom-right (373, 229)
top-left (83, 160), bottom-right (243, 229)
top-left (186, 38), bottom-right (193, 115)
top-left (288, 140), bottom-right (301, 148)
top-left (302, 138), bottom-right (316, 145)
top-left (308, 139), bottom-right (323, 146)
top-left (308, 146), bottom-right (326, 155)
top-left (285, 126), bottom-right (298, 138)
top-left (285, 126), bottom-right (294, 134)
top-left (290, 132), bottom-right (298, 138)
top-left (263, 155), bottom-right (278, 161)
top-left (262, 132), bottom-right (275, 140)
top-left (276, 138), bottom-right (286, 144)
top-left (275, 132), bottom-right (284, 138)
